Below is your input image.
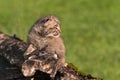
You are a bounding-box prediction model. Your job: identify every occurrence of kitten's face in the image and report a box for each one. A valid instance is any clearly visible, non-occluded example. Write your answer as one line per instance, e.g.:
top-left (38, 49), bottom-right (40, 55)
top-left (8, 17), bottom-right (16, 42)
top-left (41, 15), bottom-right (61, 38)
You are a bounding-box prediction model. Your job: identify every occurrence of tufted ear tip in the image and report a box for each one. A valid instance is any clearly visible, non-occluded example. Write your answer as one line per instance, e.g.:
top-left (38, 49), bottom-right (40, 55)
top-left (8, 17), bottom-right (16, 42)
top-left (0, 31), bottom-right (3, 34)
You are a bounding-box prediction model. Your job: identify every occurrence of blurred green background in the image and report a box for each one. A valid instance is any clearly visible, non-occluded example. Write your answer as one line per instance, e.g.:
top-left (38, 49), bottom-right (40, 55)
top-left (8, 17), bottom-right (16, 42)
top-left (0, 0), bottom-right (120, 80)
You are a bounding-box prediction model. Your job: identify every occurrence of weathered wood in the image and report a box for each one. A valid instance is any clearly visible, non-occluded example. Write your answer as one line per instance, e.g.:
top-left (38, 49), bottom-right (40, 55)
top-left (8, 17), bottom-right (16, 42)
top-left (0, 32), bottom-right (102, 80)
top-left (0, 32), bottom-right (27, 67)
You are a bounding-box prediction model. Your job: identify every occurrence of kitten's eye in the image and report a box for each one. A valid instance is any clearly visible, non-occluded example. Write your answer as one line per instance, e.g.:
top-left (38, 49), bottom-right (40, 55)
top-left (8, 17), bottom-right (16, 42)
top-left (38, 32), bottom-right (41, 35)
top-left (54, 25), bottom-right (59, 29)
top-left (54, 24), bottom-right (57, 26)
top-left (55, 24), bottom-right (58, 28)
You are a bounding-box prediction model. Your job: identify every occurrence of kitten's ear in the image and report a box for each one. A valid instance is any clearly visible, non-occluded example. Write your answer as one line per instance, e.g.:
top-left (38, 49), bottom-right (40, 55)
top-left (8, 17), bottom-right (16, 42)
top-left (0, 31), bottom-right (3, 34)
top-left (41, 18), bottom-right (49, 23)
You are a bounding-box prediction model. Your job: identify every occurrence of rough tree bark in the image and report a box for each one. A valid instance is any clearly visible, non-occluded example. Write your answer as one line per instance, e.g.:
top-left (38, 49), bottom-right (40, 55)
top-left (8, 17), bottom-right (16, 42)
top-left (0, 32), bottom-right (102, 80)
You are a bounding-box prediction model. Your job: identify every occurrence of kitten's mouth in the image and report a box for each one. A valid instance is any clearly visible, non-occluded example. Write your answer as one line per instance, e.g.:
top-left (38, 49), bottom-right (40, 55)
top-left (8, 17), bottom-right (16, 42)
top-left (45, 28), bottom-right (61, 38)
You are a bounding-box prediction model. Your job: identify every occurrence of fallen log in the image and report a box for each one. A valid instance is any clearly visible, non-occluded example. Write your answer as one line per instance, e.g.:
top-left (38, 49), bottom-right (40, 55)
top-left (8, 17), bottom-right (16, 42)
top-left (0, 32), bottom-right (102, 80)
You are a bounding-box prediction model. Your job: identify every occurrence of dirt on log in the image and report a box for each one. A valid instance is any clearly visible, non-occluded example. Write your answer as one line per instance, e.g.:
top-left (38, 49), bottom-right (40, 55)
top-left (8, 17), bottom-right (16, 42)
top-left (0, 32), bottom-right (102, 80)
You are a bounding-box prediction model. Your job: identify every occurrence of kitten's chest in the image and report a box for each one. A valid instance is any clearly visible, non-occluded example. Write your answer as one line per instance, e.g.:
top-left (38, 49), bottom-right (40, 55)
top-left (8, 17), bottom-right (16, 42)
top-left (45, 38), bottom-right (63, 53)
top-left (37, 38), bottom-right (47, 49)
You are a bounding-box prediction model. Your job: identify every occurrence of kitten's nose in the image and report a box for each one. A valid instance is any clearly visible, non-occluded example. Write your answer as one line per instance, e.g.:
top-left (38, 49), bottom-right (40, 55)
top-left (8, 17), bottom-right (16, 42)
top-left (56, 26), bottom-right (61, 33)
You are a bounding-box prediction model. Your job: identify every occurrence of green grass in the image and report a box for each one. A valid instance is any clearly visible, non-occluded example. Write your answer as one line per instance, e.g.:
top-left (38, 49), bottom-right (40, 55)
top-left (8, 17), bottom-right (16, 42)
top-left (0, 0), bottom-right (120, 80)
